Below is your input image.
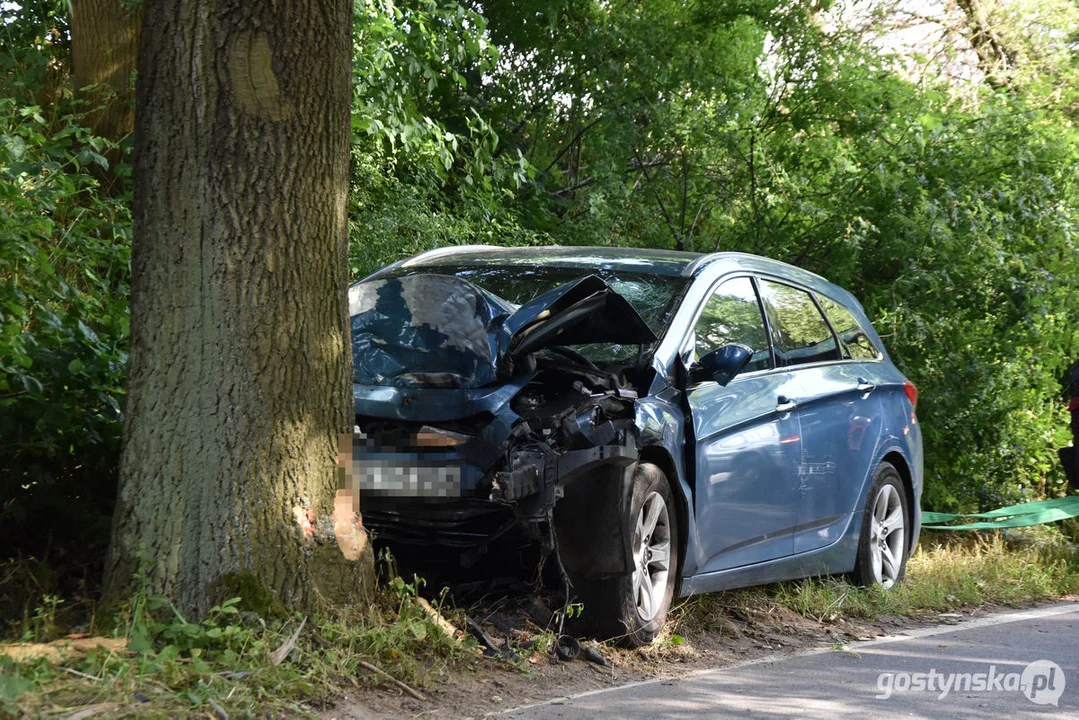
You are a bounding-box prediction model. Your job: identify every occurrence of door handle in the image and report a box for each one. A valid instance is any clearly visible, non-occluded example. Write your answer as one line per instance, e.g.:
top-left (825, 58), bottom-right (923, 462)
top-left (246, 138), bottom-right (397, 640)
top-left (856, 377), bottom-right (877, 393)
top-left (776, 395), bottom-right (797, 413)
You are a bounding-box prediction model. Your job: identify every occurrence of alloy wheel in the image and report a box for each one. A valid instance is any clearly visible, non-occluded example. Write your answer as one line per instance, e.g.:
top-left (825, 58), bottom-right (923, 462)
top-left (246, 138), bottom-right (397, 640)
top-left (869, 483), bottom-right (906, 588)
top-left (632, 491), bottom-right (672, 621)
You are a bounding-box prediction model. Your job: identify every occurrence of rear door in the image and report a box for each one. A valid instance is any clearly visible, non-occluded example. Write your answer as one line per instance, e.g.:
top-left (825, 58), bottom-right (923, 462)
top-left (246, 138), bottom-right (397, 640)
top-left (686, 277), bottom-right (803, 573)
top-left (756, 280), bottom-right (882, 554)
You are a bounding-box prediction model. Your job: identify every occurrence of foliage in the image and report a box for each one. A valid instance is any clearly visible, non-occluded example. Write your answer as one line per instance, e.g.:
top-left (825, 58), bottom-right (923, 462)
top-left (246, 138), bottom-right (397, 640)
top-left (348, 0), bottom-right (541, 277)
top-left (0, 1), bottom-right (130, 617)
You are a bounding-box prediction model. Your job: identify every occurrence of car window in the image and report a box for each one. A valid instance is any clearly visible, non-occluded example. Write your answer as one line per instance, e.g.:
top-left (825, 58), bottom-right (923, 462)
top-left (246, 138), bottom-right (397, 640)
top-left (692, 277), bottom-right (771, 372)
top-left (816, 295), bottom-right (882, 361)
top-left (758, 280), bottom-right (842, 367)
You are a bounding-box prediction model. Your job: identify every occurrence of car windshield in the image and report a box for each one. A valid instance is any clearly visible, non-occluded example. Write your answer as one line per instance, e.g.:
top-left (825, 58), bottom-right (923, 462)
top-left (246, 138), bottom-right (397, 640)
top-left (383, 263), bottom-right (689, 365)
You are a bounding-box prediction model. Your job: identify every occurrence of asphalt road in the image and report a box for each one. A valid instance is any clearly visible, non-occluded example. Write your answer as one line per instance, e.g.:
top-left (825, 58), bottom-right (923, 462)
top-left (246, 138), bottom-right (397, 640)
top-left (504, 601), bottom-right (1079, 719)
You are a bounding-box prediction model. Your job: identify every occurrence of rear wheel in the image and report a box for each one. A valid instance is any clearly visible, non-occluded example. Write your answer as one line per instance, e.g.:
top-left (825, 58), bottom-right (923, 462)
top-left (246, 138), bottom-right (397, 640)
top-left (852, 463), bottom-right (909, 589)
top-left (571, 463), bottom-right (679, 647)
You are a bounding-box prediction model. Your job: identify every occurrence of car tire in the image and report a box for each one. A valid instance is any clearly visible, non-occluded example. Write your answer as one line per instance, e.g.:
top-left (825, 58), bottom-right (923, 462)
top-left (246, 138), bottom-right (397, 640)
top-left (851, 462), bottom-right (909, 589)
top-left (570, 462), bottom-right (679, 647)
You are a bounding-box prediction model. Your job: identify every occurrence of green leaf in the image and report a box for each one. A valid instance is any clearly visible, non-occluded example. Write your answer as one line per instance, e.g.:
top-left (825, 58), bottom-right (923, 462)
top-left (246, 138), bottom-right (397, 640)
top-left (128, 624), bottom-right (153, 654)
top-left (0, 673), bottom-right (32, 702)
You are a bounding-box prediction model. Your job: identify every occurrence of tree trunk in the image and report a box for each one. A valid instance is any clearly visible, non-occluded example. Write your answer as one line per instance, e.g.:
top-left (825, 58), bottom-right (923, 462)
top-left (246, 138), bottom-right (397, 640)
top-left (955, 0), bottom-right (1012, 89)
top-left (104, 0), bottom-right (372, 617)
top-left (69, 0), bottom-right (141, 141)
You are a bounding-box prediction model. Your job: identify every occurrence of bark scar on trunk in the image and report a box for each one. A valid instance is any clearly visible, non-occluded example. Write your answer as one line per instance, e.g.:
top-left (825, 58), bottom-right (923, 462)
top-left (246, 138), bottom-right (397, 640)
top-left (332, 490), bottom-right (369, 561)
top-left (292, 503), bottom-right (318, 538)
top-left (228, 30), bottom-right (292, 121)
top-left (291, 494), bottom-right (368, 562)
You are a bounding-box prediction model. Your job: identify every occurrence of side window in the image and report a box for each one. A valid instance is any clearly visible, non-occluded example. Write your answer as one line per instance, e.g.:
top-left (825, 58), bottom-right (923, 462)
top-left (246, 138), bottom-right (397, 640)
top-left (758, 280), bottom-right (842, 367)
top-left (816, 295), bottom-right (882, 361)
top-left (692, 277), bottom-right (771, 373)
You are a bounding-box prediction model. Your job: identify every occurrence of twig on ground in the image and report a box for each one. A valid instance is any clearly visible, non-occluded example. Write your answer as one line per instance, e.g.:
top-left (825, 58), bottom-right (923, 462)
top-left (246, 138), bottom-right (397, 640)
top-left (61, 704), bottom-right (122, 720)
top-left (415, 597), bottom-right (461, 643)
top-left (358, 659), bottom-right (426, 701)
top-left (61, 666), bottom-right (101, 682)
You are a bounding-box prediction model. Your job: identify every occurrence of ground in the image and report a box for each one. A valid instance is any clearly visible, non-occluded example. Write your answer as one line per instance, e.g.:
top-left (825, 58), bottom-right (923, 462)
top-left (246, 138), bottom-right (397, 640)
top-left (323, 595), bottom-right (1065, 719)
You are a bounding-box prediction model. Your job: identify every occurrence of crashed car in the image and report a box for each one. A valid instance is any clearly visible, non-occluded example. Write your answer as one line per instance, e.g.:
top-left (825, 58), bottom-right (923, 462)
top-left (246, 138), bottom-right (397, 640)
top-left (349, 246), bottom-right (922, 645)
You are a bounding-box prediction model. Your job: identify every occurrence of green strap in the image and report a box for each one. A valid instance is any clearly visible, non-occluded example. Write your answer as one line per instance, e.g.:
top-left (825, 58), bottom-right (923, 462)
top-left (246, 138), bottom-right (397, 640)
top-left (922, 495), bottom-right (1079, 530)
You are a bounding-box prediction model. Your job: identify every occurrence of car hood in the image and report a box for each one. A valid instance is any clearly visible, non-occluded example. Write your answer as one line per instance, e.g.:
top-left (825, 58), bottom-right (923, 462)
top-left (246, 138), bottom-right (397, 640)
top-left (349, 273), bottom-right (656, 389)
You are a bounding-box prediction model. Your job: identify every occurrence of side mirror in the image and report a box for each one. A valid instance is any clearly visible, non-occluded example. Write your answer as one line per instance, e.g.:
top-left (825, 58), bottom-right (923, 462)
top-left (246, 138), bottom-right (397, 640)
top-left (696, 343), bottom-right (754, 386)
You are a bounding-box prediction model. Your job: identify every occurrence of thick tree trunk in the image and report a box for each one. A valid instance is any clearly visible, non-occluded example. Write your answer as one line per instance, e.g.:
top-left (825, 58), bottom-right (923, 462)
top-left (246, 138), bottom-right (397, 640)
top-left (104, 0), bottom-right (372, 616)
top-left (69, 0), bottom-right (141, 140)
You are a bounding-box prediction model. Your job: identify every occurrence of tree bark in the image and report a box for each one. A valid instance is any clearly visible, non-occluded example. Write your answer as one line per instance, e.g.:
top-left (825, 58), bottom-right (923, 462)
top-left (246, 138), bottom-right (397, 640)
top-left (104, 0), bottom-right (372, 616)
top-left (69, 0), bottom-right (141, 141)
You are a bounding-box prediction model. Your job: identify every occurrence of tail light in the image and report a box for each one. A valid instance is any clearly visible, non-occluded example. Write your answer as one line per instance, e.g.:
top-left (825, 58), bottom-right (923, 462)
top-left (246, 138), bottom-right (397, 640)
top-left (903, 380), bottom-right (918, 411)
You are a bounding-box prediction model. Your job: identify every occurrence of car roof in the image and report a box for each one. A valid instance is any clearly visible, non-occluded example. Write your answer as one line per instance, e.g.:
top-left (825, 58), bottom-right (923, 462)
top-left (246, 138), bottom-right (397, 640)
top-left (391, 245), bottom-right (832, 286)
top-left (393, 244), bottom-right (700, 277)
top-left (382, 244), bottom-right (866, 316)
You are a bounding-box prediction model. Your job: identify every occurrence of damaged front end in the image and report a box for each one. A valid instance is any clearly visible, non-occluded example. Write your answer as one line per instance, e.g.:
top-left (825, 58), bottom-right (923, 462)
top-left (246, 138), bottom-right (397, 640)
top-left (349, 272), bottom-right (658, 581)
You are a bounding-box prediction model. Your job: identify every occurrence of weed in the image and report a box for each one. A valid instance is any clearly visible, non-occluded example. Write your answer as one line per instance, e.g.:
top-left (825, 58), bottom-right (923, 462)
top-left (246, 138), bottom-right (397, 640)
top-left (21, 594), bottom-right (63, 643)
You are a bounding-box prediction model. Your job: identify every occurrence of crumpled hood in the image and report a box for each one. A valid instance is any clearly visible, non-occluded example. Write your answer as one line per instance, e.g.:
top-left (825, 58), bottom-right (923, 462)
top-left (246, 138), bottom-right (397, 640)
top-left (349, 273), bottom-right (656, 389)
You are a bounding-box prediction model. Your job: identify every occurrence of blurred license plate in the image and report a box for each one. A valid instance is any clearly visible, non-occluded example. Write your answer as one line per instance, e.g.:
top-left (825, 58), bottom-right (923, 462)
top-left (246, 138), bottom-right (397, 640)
top-left (357, 460), bottom-right (461, 498)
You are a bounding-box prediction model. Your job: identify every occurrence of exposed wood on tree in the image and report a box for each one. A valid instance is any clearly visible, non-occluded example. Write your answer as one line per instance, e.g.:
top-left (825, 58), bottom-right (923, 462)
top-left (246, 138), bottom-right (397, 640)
top-left (104, 0), bottom-right (373, 616)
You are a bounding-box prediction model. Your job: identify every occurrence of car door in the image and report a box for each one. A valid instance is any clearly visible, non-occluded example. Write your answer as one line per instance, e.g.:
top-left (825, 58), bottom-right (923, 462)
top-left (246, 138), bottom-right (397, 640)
top-left (756, 279), bottom-right (881, 554)
top-left (800, 294), bottom-right (889, 549)
top-left (685, 276), bottom-right (803, 574)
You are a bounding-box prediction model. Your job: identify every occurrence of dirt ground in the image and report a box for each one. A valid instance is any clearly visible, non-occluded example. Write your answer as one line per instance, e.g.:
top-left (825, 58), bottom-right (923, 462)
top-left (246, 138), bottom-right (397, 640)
top-left (322, 597), bottom-right (1020, 719)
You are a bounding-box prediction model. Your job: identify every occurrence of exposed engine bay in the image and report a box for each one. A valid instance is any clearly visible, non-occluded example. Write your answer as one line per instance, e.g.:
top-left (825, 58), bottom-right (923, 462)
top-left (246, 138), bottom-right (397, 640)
top-left (348, 272), bottom-right (670, 584)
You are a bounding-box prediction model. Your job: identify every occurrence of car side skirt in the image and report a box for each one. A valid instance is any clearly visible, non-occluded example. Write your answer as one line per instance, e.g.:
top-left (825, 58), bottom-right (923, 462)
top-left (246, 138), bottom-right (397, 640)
top-left (679, 511), bottom-right (862, 596)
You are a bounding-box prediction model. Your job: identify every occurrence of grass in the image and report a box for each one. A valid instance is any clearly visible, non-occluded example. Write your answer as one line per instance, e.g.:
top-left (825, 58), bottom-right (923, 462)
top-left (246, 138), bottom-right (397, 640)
top-left (0, 575), bottom-right (482, 718)
top-left (3, 530), bottom-right (1078, 717)
top-left (673, 529), bottom-right (1079, 638)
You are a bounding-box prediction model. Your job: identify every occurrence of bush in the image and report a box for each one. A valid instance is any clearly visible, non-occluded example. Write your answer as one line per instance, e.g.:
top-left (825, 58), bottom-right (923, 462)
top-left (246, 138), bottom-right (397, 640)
top-left (0, 8), bottom-right (130, 618)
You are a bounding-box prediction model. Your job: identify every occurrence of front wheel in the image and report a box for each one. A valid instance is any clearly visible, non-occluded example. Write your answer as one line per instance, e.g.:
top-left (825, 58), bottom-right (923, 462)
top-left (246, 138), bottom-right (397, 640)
top-left (852, 462), bottom-right (909, 589)
top-left (570, 463), bottom-right (680, 647)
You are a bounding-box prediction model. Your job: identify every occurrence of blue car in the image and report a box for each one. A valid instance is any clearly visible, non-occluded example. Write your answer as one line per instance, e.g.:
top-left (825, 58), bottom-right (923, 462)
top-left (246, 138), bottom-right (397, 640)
top-left (349, 246), bottom-right (922, 645)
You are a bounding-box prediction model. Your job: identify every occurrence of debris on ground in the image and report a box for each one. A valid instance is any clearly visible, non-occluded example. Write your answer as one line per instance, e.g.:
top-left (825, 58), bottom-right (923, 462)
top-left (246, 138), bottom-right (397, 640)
top-left (466, 616), bottom-right (520, 661)
top-left (0, 636), bottom-right (129, 663)
top-left (415, 597), bottom-right (463, 644)
top-left (580, 642), bottom-right (608, 666)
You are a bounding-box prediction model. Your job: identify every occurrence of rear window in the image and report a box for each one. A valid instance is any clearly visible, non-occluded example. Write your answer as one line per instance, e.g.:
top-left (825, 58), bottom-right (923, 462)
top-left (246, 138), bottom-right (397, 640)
top-left (758, 280), bottom-right (842, 367)
top-left (816, 295), bottom-right (882, 361)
